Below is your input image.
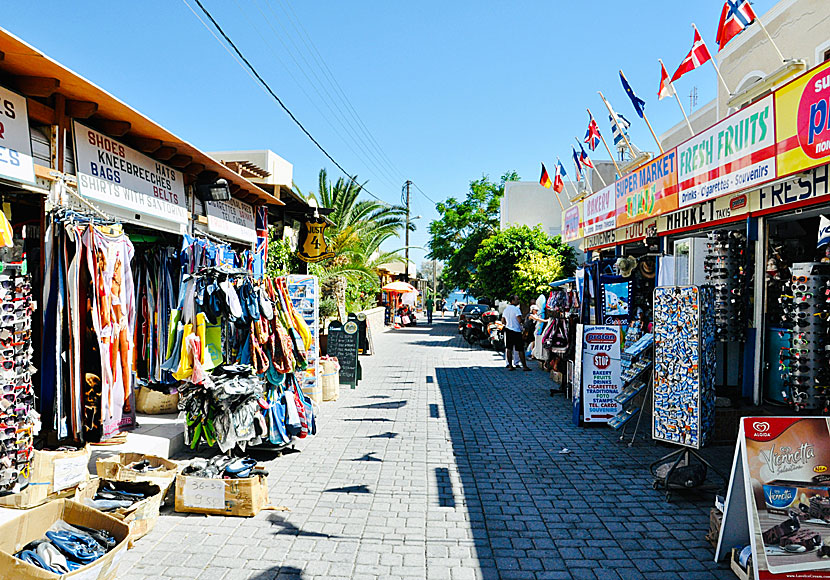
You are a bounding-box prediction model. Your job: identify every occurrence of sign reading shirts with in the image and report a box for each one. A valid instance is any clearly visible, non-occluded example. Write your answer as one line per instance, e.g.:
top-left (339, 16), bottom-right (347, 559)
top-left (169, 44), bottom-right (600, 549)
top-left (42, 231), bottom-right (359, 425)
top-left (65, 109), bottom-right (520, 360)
top-left (581, 325), bottom-right (622, 424)
top-left (296, 217), bottom-right (335, 263)
top-left (583, 184), bottom-right (616, 235)
top-left (205, 198), bottom-right (256, 243)
top-left (73, 122), bottom-right (187, 224)
top-left (776, 59), bottom-right (830, 178)
top-left (561, 203), bottom-right (582, 242)
top-left (615, 149), bottom-right (678, 227)
top-left (0, 85), bottom-right (35, 186)
top-left (677, 95), bottom-right (776, 208)
top-left (716, 417), bottom-right (830, 578)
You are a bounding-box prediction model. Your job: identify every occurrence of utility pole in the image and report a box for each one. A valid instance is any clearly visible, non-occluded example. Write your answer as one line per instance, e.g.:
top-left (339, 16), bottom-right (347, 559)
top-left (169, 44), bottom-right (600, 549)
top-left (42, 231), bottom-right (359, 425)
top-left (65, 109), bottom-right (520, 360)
top-left (432, 259), bottom-right (437, 301)
top-left (403, 180), bottom-right (412, 282)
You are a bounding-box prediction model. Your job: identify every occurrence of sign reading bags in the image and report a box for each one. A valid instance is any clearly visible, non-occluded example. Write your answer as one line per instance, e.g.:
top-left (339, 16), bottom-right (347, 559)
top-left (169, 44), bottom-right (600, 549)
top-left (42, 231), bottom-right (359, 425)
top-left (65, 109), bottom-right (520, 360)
top-left (0, 85), bottom-right (35, 186)
top-left (73, 121), bottom-right (188, 224)
top-left (583, 184), bottom-right (616, 235)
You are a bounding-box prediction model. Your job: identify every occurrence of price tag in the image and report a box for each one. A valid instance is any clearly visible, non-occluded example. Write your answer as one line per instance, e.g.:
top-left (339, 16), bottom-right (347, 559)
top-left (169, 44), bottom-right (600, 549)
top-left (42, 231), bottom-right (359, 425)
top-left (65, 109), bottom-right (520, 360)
top-left (182, 477), bottom-right (225, 510)
top-left (53, 455), bottom-right (88, 491)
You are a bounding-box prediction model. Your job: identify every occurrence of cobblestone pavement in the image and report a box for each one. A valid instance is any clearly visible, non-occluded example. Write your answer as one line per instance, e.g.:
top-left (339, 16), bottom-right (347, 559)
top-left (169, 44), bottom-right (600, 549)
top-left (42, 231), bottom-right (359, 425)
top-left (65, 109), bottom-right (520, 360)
top-left (120, 318), bottom-right (734, 580)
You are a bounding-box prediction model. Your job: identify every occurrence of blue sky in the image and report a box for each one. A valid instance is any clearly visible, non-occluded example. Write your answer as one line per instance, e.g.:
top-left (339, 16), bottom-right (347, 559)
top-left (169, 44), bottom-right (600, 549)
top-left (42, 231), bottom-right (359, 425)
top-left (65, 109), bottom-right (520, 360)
top-left (4, 0), bottom-right (778, 266)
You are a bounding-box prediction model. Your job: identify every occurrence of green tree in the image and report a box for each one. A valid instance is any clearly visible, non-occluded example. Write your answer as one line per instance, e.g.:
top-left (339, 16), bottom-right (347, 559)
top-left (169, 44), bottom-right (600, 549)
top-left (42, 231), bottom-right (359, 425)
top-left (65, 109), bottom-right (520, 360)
top-left (512, 252), bottom-right (567, 304)
top-left (428, 171), bottom-right (519, 293)
top-left (473, 225), bottom-right (576, 301)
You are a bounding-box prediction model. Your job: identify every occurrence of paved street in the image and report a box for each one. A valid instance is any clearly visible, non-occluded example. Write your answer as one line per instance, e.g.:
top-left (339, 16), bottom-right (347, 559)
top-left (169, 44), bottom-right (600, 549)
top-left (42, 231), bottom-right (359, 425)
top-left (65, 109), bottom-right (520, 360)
top-left (121, 319), bottom-right (733, 580)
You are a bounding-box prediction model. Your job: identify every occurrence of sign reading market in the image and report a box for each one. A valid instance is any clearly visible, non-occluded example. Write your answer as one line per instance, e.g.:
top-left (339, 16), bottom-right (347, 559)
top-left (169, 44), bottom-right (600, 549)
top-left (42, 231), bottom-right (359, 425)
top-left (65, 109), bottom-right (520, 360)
top-left (73, 121), bottom-right (188, 225)
top-left (615, 149), bottom-right (678, 227)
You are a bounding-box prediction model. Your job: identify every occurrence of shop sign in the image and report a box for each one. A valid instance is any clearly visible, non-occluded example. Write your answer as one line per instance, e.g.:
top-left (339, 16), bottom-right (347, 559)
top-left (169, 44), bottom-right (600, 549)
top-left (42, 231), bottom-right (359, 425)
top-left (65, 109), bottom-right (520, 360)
top-left (660, 190), bottom-right (751, 233)
top-left (581, 325), bottom-right (621, 424)
top-left (615, 149), bottom-right (678, 227)
top-left (205, 198), bottom-right (256, 243)
top-left (73, 121), bottom-right (187, 224)
top-left (561, 202), bottom-right (582, 242)
top-left (583, 184), bottom-right (616, 235)
top-left (775, 59), bottom-right (830, 179)
top-left (754, 164), bottom-right (830, 212)
top-left (585, 228), bottom-right (616, 250)
top-left (0, 85), bottom-right (35, 186)
top-left (677, 95), bottom-right (776, 208)
top-left (615, 217), bottom-right (656, 245)
top-left (296, 216), bottom-right (335, 262)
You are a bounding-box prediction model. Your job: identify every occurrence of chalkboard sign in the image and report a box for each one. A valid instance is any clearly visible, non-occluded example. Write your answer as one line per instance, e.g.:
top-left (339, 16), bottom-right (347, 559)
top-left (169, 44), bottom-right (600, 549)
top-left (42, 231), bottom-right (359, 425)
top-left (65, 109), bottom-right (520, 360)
top-left (347, 312), bottom-right (370, 355)
top-left (327, 320), bottom-right (360, 389)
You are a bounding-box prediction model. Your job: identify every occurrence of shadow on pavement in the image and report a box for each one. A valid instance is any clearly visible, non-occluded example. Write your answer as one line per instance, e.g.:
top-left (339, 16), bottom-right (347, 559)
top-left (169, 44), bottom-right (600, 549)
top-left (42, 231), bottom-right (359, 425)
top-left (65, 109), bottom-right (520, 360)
top-left (268, 514), bottom-right (337, 539)
top-left (324, 484), bottom-right (372, 494)
top-left (349, 400), bottom-right (407, 410)
top-left (248, 566), bottom-right (304, 580)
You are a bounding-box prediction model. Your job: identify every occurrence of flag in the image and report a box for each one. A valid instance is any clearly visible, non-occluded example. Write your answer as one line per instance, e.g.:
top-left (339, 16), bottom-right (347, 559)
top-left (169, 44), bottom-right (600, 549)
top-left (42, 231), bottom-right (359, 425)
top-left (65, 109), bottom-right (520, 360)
top-left (254, 205), bottom-right (268, 279)
top-left (619, 71), bottom-right (646, 119)
top-left (607, 99), bottom-right (631, 147)
top-left (584, 114), bottom-right (602, 151)
top-left (671, 28), bottom-right (712, 82)
top-left (572, 147), bottom-right (583, 181)
top-left (658, 61), bottom-right (674, 100)
top-left (716, 0), bottom-right (757, 51)
top-left (539, 163), bottom-right (552, 189)
top-left (578, 143), bottom-right (594, 169)
top-left (553, 161), bottom-right (566, 194)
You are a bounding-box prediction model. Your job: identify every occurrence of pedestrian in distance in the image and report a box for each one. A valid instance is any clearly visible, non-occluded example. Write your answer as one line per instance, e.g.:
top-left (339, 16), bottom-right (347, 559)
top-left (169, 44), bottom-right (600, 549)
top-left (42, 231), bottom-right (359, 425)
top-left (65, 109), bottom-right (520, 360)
top-left (502, 295), bottom-right (531, 371)
top-left (452, 300), bottom-right (459, 317)
top-left (425, 295), bottom-right (434, 324)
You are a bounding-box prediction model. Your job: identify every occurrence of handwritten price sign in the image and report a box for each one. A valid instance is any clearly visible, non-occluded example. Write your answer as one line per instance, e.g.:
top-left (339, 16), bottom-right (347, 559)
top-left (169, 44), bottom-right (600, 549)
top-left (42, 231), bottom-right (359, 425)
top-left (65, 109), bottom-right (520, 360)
top-left (182, 477), bottom-right (225, 510)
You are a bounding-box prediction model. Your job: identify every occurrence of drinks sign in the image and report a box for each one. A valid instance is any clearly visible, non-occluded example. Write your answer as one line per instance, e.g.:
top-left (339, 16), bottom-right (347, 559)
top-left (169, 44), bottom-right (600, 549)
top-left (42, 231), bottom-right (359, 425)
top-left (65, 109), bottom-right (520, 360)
top-left (615, 149), bottom-right (678, 227)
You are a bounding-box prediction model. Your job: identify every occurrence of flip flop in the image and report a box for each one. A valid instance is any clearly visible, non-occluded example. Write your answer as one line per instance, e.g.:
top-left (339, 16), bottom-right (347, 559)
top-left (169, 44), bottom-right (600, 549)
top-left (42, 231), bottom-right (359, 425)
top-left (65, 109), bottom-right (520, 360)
top-left (16, 549), bottom-right (60, 574)
top-left (44, 530), bottom-right (106, 564)
top-left (224, 457), bottom-right (257, 478)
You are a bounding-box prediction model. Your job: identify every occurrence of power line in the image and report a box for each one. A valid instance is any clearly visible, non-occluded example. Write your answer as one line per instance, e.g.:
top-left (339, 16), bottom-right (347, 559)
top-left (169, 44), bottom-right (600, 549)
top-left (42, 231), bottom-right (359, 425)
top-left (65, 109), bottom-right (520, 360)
top-left (412, 182), bottom-right (438, 205)
top-left (182, 0), bottom-right (388, 204)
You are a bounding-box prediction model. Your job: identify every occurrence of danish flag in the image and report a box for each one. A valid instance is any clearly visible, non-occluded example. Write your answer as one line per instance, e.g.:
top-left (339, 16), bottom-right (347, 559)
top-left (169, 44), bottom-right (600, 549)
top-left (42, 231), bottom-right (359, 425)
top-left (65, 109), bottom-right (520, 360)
top-left (716, 0), bottom-right (757, 51)
top-left (671, 28), bottom-right (713, 83)
top-left (658, 61), bottom-right (674, 100)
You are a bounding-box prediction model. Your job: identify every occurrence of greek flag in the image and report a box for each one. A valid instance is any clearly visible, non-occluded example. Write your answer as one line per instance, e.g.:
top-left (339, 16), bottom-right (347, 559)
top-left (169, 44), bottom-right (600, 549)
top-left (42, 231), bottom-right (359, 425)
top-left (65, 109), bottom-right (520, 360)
top-left (609, 109), bottom-right (630, 147)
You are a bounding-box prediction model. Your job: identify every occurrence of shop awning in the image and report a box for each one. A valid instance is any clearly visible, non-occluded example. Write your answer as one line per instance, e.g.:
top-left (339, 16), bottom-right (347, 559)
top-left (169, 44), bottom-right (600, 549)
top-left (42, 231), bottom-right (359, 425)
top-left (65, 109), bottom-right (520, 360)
top-left (0, 27), bottom-right (282, 207)
top-left (549, 277), bottom-right (575, 288)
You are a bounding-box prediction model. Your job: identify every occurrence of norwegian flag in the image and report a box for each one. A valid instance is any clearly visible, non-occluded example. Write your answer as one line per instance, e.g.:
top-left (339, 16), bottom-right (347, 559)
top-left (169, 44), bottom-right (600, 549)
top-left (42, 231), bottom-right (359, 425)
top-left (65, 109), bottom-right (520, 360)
top-left (658, 61), bottom-right (674, 100)
top-left (671, 28), bottom-right (713, 83)
top-left (584, 114), bottom-right (602, 151)
top-left (553, 161), bottom-right (566, 194)
top-left (578, 142), bottom-right (594, 169)
top-left (254, 205), bottom-right (268, 279)
top-left (716, 0), bottom-right (757, 51)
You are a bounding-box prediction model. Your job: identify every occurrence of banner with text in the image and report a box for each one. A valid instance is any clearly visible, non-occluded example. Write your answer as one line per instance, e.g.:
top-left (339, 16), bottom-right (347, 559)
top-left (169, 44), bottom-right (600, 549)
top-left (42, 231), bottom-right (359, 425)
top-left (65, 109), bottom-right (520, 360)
top-left (659, 190), bottom-right (751, 234)
top-left (0, 85), bottom-right (35, 186)
top-left (73, 121), bottom-right (187, 224)
top-left (615, 149), bottom-right (678, 227)
top-left (581, 325), bottom-right (622, 424)
top-left (583, 184), bottom-right (616, 235)
top-left (205, 198), bottom-right (256, 243)
top-left (677, 95), bottom-right (775, 208)
top-left (561, 202), bottom-right (582, 242)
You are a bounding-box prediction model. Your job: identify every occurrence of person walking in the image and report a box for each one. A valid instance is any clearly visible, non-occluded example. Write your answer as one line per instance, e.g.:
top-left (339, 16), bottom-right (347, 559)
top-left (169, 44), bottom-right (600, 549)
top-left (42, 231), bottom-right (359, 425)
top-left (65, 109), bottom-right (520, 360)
top-left (452, 300), bottom-right (459, 317)
top-left (425, 295), bottom-right (434, 324)
top-left (502, 295), bottom-right (531, 371)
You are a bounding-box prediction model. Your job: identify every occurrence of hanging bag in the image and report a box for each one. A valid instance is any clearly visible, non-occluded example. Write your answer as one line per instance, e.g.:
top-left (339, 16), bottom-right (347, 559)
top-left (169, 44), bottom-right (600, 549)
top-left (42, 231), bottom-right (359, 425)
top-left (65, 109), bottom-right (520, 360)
top-left (548, 319), bottom-right (570, 354)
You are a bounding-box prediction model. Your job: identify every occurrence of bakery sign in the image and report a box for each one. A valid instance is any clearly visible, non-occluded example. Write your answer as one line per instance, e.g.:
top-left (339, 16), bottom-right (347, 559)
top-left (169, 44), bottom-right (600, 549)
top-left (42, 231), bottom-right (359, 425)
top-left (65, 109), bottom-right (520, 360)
top-left (73, 121), bottom-right (187, 224)
top-left (0, 85), bottom-right (35, 186)
top-left (205, 198), bottom-right (256, 243)
top-left (583, 184), bottom-right (616, 235)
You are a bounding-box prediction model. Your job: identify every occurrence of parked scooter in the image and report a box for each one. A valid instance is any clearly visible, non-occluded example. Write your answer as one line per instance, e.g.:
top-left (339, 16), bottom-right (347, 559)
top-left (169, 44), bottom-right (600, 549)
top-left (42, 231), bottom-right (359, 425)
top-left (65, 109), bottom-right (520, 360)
top-left (481, 310), bottom-right (504, 350)
top-left (462, 318), bottom-right (486, 345)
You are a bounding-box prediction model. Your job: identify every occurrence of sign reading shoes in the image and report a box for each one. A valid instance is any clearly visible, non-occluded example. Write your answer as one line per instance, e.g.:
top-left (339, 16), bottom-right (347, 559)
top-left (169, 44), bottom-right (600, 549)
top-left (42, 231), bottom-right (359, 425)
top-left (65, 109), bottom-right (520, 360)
top-left (0, 85), bottom-right (35, 186)
top-left (73, 121), bottom-right (187, 224)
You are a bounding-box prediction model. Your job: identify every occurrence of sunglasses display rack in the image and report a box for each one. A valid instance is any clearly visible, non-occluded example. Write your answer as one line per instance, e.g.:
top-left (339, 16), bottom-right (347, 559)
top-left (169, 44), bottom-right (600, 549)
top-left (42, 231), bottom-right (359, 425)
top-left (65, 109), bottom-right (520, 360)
top-left (0, 265), bottom-right (37, 495)
top-left (704, 230), bottom-right (747, 342)
top-left (780, 263), bottom-right (830, 411)
top-left (609, 332), bottom-right (653, 436)
top-left (652, 285), bottom-right (716, 450)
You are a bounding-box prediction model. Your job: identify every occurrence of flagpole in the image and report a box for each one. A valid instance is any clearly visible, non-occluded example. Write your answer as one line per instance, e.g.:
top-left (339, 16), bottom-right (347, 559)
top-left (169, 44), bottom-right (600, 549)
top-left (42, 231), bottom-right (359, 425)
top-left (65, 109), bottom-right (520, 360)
top-left (754, 15), bottom-right (786, 64)
top-left (620, 70), bottom-right (664, 154)
top-left (693, 23), bottom-right (731, 96)
top-left (660, 59), bottom-right (694, 136)
top-left (557, 156), bottom-right (581, 203)
top-left (574, 137), bottom-right (607, 187)
top-left (550, 178), bottom-right (564, 210)
top-left (597, 91), bottom-right (634, 160)
top-left (587, 107), bottom-right (622, 176)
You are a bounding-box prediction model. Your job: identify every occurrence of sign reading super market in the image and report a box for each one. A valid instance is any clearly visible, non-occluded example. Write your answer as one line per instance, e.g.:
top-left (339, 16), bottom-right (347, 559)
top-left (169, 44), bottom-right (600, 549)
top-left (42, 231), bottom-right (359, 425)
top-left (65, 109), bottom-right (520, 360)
top-left (677, 95), bottom-right (776, 208)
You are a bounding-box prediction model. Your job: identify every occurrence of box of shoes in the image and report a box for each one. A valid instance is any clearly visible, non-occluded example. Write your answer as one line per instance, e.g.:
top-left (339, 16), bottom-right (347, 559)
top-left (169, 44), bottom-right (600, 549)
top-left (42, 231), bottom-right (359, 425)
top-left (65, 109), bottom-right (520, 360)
top-left (95, 453), bottom-right (178, 496)
top-left (73, 479), bottom-right (162, 545)
top-left (0, 499), bottom-right (130, 580)
top-left (173, 470), bottom-right (269, 517)
top-left (0, 446), bottom-right (91, 510)
top-left (134, 386), bottom-right (179, 415)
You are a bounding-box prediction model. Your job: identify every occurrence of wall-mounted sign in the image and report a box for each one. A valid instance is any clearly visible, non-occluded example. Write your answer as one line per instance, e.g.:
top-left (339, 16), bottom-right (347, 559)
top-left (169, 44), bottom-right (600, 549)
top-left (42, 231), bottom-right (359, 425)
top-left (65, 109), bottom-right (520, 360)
top-left (659, 190), bottom-right (752, 234)
top-left (205, 198), bottom-right (256, 243)
top-left (561, 202), bottom-right (582, 242)
top-left (677, 95), bottom-right (775, 208)
top-left (615, 217), bottom-right (656, 245)
top-left (615, 149), bottom-right (678, 227)
top-left (296, 217), bottom-right (335, 263)
top-left (73, 121), bottom-right (187, 224)
top-left (583, 184), bottom-right (616, 235)
top-left (776, 59), bottom-right (830, 179)
top-left (754, 164), bottom-right (830, 213)
top-left (585, 228), bottom-right (616, 250)
top-left (0, 85), bottom-right (35, 186)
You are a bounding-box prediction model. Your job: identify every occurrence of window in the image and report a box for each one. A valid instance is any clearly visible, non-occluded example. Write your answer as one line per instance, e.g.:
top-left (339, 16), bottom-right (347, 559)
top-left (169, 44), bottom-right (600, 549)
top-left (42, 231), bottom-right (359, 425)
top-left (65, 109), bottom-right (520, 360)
top-left (824, 48), bottom-right (830, 63)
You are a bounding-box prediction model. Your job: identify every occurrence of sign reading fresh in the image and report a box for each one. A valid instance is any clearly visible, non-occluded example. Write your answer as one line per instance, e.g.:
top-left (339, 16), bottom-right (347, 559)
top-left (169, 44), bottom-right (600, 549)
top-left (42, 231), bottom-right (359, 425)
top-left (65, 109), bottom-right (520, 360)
top-left (677, 95), bottom-right (775, 208)
top-left (615, 149), bottom-right (678, 227)
top-left (0, 85), bottom-right (35, 186)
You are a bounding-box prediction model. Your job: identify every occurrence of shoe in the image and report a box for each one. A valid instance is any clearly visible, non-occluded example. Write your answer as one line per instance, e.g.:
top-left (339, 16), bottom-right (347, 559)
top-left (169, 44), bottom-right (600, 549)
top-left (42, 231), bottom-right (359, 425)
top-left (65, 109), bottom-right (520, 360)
top-left (506, 367), bottom-right (515, 372)
top-left (522, 367), bottom-right (532, 372)
top-left (46, 530), bottom-right (107, 564)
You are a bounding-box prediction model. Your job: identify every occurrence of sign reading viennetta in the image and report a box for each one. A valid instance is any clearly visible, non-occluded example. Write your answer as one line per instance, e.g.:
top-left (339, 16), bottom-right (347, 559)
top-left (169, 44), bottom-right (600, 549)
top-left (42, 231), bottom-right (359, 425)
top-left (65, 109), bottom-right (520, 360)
top-left (73, 121), bottom-right (187, 224)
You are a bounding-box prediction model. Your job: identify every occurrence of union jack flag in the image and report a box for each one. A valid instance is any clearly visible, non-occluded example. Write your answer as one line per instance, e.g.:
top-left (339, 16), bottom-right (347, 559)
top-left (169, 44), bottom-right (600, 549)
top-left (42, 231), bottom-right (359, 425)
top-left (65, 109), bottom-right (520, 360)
top-left (254, 205), bottom-right (268, 279)
top-left (584, 113), bottom-right (602, 151)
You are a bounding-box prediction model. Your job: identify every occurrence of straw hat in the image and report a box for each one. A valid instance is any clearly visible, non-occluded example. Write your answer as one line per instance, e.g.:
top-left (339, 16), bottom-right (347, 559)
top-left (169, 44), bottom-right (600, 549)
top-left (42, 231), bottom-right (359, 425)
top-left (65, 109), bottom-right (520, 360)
top-left (615, 256), bottom-right (637, 278)
top-left (638, 257), bottom-right (656, 279)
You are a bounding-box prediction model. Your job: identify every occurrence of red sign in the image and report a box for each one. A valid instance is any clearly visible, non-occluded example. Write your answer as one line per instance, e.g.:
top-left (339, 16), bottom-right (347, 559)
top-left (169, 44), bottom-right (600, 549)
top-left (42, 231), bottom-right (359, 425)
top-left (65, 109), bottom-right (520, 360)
top-left (593, 352), bottom-right (610, 369)
top-left (797, 67), bottom-right (830, 159)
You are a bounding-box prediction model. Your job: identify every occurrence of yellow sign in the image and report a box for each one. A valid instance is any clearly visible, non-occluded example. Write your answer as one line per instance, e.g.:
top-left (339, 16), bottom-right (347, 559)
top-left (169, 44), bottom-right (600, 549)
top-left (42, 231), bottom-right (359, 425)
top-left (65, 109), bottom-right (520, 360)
top-left (775, 59), bottom-right (830, 177)
top-left (296, 217), bottom-right (335, 263)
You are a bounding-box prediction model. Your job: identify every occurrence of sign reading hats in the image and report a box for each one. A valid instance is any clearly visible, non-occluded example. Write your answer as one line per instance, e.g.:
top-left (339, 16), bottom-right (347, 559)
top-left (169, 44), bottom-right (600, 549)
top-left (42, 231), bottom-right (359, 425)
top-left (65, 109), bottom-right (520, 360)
top-left (296, 217), bottom-right (335, 263)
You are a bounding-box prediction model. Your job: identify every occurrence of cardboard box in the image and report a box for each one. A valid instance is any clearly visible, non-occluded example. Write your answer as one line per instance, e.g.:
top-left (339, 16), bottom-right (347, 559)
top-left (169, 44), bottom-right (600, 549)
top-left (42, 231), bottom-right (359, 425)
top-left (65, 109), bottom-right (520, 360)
top-left (74, 479), bottom-right (162, 544)
top-left (0, 499), bottom-right (130, 580)
top-left (0, 447), bottom-right (90, 509)
top-left (135, 386), bottom-right (179, 415)
top-left (730, 547), bottom-right (753, 580)
top-left (174, 471), bottom-right (269, 517)
top-left (706, 507), bottom-right (723, 551)
top-left (763, 480), bottom-right (830, 515)
top-left (95, 453), bottom-right (178, 496)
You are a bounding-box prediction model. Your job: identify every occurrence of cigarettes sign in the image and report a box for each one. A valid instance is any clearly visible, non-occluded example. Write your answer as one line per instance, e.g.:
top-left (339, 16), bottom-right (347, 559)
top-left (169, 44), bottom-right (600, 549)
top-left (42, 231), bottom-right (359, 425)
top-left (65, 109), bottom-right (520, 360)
top-left (581, 325), bottom-right (621, 424)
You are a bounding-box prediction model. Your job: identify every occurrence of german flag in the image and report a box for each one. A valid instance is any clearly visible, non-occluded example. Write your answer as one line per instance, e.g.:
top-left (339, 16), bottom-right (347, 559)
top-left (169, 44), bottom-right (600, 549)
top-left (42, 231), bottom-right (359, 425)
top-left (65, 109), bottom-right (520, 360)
top-left (539, 163), bottom-right (552, 189)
